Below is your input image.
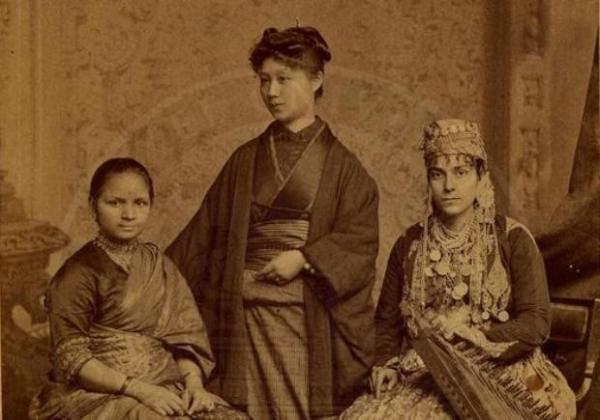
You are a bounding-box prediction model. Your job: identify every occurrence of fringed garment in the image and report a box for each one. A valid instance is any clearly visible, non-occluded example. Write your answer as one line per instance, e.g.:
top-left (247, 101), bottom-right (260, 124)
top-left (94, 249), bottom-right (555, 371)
top-left (340, 214), bottom-right (576, 420)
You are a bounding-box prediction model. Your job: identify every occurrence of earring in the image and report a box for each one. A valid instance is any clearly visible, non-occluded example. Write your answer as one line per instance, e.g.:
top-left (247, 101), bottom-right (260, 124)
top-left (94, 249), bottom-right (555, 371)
top-left (475, 173), bottom-right (494, 208)
top-left (476, 172), bottom-right (495, 221)
top-left (425, 186), bottom-right (434, 216)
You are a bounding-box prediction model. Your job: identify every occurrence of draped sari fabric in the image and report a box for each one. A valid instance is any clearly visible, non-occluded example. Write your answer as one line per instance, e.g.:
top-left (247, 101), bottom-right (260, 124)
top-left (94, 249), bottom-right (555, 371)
top-left (30, 242), bottom-right (245, 420)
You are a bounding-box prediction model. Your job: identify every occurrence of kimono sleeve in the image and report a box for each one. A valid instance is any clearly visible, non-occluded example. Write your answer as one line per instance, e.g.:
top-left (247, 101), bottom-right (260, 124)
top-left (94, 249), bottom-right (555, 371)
top-left (165, 161), bottom-right (228, 302)
top-left (302, 153), bottom-right (379, 302)
top-left (46, 261), bottom-right (96, 384)
top-left (165, 149), bottom-right (242, 304)
top-left (165, 201), bottom-right (214, 303)
top-left (484, 225), bottom-right (551, 360)
top-left (375, 236), bottom-right (408, 366)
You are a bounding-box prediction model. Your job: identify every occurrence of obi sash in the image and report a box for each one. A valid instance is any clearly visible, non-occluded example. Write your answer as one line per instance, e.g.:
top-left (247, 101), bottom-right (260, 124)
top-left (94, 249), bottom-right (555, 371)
top-left (243, 124), bottom-right (330, 304)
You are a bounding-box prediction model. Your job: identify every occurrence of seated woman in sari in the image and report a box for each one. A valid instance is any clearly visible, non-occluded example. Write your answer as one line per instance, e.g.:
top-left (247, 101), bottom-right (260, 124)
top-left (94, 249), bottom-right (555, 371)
top-left (340, 119), bottom-right (576, 419)
top-left (30, 158), bottom-right (248, 419)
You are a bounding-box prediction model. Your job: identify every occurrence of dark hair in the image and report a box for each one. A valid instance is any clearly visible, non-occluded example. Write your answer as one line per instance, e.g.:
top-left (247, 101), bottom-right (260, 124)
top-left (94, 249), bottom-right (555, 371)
top-left (89, 158), bottom-right (154, 203)
top-left (426, 154), bottom-right (486, 177)
top-left (249, 26), bottom-right (332, 98)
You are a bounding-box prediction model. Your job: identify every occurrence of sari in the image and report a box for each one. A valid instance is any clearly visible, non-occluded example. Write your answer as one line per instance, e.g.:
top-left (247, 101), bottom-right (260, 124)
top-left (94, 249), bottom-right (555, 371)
top-left (29, 239), bottom-right (247, 419)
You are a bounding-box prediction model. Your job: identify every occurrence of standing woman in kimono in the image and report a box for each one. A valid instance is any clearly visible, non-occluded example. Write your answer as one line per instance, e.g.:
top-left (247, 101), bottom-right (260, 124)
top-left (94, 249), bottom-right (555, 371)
top-left (29, 158), bottom-right (248, 419)
top-left (340, 119), bottom-right (576, 419)
top-left (166, 26), bottom-right (379, 420)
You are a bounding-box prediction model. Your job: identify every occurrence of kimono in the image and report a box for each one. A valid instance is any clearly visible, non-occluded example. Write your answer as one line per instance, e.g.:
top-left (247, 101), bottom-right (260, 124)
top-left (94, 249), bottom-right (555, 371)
top-left (166, 118), bottom-right (379, 419)
top-left (340, 215), bottom-right (576, 420)
top-left (29, 239), bottom-right (246, 420)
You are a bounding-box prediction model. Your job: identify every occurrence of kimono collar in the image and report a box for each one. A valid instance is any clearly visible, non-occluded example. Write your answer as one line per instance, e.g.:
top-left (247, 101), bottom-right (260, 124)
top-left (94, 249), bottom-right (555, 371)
top-left (271, 116), bottom-right (324, 143)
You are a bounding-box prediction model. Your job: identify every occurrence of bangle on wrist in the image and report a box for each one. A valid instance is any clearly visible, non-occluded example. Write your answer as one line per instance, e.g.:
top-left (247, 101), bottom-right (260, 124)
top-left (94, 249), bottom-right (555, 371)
top-left (182, 371), bottom-right (202, 381)
top-left (118, 375), bottom-right (133, 395)
top-left (303, 262), bottom-right (317, 275)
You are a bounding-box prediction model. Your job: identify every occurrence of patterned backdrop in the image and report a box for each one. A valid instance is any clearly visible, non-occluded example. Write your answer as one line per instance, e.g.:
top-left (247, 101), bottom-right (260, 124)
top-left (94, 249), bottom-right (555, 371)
top-left (52, 0), bottom-right (496, 297)
top-left (4, 1), bottom-right (598, 417)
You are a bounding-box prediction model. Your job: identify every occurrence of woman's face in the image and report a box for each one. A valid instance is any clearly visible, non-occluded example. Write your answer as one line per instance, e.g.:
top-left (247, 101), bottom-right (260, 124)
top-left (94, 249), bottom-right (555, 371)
top-left (258, 57), bottom-right (322, 130)
top-left (428, 154), bottom-right (479, 224)
top-left (91, 171), bottom-right (152, 243)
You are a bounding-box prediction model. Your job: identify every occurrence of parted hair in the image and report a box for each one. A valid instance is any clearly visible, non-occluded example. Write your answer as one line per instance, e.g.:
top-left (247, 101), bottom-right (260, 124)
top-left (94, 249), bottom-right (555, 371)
top-left (89, 158), bottom-right (154, 203)
top-left (249, 26), bottom-right (332, 98)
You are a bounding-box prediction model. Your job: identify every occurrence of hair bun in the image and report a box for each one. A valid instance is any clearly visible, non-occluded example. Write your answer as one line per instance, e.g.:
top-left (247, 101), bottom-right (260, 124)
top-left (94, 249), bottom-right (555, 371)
top-left (262, 27), bottom-right (278, 38)
top-left (249, 25), bottom-right (332, 98)
top-left (293, 27), bottom-right (331, 63)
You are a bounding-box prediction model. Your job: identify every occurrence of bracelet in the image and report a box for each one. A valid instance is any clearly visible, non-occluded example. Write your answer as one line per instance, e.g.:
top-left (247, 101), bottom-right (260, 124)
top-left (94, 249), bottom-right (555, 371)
top-left (303, 262), bottom-right (317, 275)
top-left (182, 371), bottom-right (202, 380)
top-left (118, 375), bottom-right (133, 395)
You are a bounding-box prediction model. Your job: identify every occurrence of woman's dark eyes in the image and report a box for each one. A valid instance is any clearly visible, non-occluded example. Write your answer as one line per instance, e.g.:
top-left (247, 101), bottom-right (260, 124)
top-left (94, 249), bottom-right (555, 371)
top-left (429, 171), bottom-right (443, 179)
top-left (456, 168), bottom-right (471, 176)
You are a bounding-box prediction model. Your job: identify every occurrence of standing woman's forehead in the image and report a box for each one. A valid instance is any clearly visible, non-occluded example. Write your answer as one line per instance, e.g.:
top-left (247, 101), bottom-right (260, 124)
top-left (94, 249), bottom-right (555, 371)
top-left (260, 58), bottom-right (296, 75)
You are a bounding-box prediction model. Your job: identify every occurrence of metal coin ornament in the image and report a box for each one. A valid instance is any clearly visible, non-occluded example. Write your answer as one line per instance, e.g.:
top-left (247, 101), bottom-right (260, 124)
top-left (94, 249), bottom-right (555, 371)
top-left (435, 261), bottom-right (450, 276)
top-left (481, 311), bottom-right (490, 321)
top-left (498, 311), bottom-right (510, 322)
top-left (454, 282), bottom-right (469, 296)
top-left (451, 282), bottom-right (468, 300)
top-left (425, 266), bottom-right (435, 277)
top-left (430, 249), bottom-right (442, 262)
top-left (461, 264), bottom-right (473, 276)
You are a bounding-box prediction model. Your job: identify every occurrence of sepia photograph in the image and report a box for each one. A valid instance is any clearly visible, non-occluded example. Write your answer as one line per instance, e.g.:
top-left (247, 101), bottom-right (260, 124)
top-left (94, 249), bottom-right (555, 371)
top-left (0, 0), bottom-right (598, 419)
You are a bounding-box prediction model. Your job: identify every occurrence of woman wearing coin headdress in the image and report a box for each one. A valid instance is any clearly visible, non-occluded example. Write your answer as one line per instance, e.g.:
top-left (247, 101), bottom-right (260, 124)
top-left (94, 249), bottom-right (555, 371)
top-left (340, 119), bottom-right (576, 419)
top-left (166, 26), bottom-right (378, 419)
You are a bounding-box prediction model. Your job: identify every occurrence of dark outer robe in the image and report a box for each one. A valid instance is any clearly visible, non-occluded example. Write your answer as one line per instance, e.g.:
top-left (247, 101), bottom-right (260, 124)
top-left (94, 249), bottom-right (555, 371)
top-left (166, 122), bottom-right (379, 416)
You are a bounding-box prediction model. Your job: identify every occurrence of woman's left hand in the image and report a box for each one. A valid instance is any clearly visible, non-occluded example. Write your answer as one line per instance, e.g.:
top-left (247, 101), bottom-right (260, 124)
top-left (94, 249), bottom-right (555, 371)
top-left (255, 250), bottom-right (306, 284)
top-left (182, 385), bottom-right (229, 414)
top-left (431, 306), bottom-right (470, 339)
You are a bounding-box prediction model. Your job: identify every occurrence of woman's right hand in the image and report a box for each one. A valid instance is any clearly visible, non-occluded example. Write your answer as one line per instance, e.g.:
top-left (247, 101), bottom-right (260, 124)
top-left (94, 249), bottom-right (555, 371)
top-left (127, 379), bottom-right (188, 417)
top-left (369, 366), bottom-right (399, 398)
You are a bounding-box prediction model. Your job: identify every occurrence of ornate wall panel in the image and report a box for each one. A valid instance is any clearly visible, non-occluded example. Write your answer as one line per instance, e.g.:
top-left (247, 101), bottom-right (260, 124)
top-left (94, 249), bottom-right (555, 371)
top-left (506, 0), bottom-right (598, 231)
top-left (49, 0), bottom-right (498, 286)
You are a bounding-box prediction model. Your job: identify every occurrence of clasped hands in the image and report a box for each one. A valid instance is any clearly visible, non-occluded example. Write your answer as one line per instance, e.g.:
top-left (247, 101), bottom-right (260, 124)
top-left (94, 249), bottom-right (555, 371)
top-left (130, 376), bottom-right (228, 417)
top-left (253, 250), bottom-right (307, 284)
